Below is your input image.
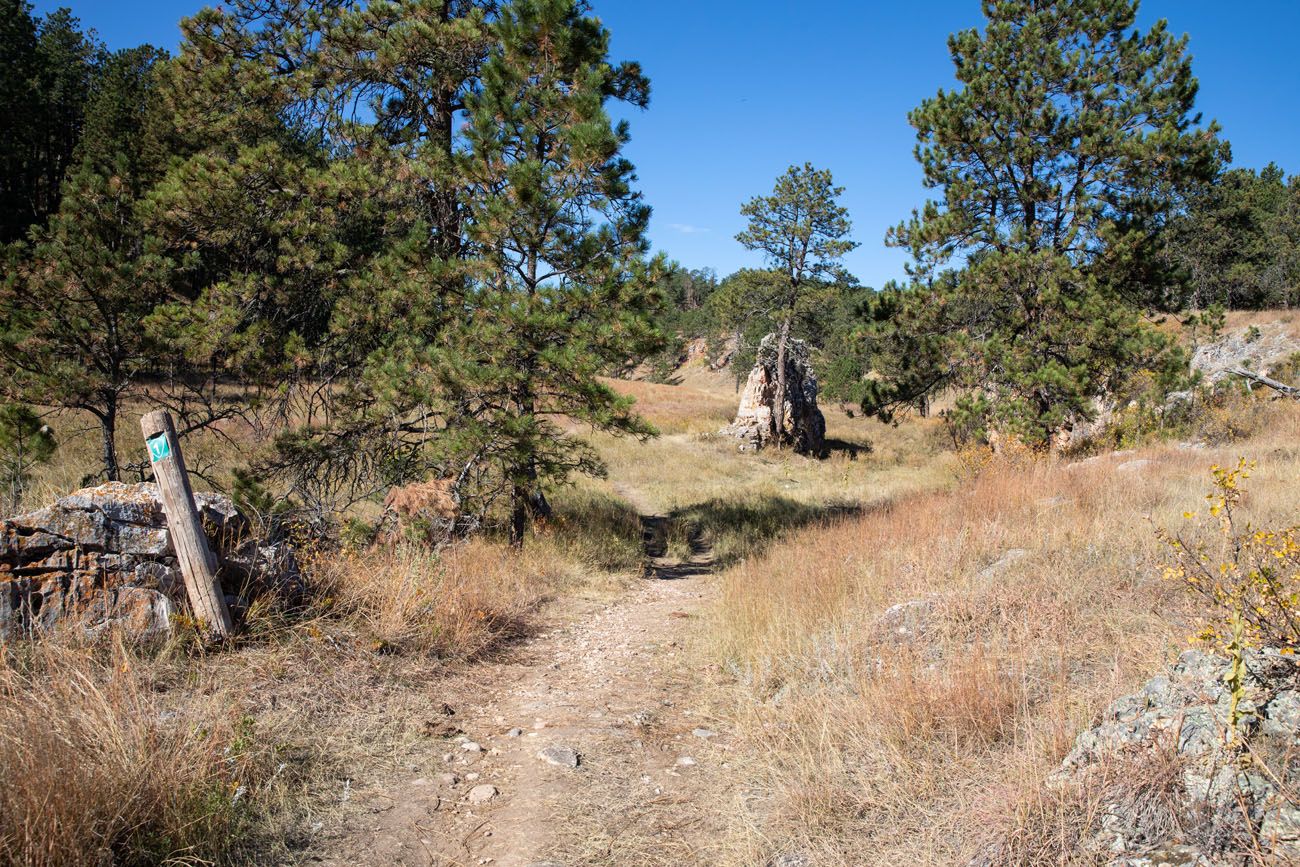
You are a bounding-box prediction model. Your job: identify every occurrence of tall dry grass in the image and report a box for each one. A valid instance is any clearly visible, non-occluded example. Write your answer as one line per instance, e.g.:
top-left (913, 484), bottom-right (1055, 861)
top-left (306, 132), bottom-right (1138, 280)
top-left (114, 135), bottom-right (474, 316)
top-left (309, 539), bottom-right (570, 657)
top-left (701, 405), bottom-right (1300, 865)
top-left (0, 639), bottom-right (286, 867)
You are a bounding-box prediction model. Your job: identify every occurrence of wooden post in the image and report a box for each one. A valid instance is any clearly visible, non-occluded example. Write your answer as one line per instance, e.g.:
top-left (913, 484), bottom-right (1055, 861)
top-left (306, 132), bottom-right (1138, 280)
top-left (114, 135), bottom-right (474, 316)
top-left (140, 410), bottom-right (234, 639)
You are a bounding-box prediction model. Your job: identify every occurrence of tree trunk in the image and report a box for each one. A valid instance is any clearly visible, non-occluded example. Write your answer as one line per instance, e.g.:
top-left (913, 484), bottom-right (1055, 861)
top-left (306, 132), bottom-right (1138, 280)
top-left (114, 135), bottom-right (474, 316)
top-left (771, 315), bottom-right (792, 445)
top-left (506, 468), bottom-right (549, 550)
top-left (526, 472), bottom-right (552, 521)
top-left (431, 88), bottom-right (462, 262)
top-left (509, 483), bottom-right (527, 549)
top-left (100, 396), bottom-right (120, 482)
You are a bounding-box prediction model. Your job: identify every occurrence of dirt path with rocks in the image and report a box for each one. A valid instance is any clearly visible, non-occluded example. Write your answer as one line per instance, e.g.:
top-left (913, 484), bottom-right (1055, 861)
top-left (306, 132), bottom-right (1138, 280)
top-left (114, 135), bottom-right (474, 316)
top-left (318, 488), bottom-right (727, 867)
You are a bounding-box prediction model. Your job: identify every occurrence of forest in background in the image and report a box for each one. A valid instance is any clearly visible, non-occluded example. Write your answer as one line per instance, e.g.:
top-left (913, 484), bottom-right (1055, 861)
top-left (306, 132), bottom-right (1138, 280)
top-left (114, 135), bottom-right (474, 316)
top-left (1, 0), bottom-right (1298, 536)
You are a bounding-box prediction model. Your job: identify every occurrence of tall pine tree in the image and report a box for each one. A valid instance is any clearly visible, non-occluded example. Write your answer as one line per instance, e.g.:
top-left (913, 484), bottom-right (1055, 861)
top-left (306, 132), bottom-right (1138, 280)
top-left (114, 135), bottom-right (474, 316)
top-left (444, 0), bottom-right (662, 545)
top-left (875, 0), bottom-right (1222, 447)
top-left (0, 46), bottom-right (170, 481)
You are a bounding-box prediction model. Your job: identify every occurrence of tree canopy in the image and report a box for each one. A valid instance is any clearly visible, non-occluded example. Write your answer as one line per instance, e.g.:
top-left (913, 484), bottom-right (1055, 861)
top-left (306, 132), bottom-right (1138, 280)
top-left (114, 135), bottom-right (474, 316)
top-left (870, 0), bottom-right (1221, 447)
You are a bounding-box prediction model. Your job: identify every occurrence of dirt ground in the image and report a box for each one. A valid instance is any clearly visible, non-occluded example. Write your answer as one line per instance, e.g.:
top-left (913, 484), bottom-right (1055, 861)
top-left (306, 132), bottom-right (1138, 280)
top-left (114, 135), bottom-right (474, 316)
top-left (316, 492), bottom-right (729, 867)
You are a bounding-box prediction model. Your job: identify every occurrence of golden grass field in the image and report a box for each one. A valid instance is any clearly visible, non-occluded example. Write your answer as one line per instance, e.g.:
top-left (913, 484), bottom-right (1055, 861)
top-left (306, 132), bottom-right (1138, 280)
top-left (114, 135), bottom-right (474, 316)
top-left (3, 328), bottom-right (1300, 864)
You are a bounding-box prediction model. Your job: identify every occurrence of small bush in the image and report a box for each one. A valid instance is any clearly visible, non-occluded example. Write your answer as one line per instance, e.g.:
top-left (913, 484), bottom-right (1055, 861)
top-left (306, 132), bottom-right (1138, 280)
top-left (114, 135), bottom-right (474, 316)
top-left (1161, 459), bottom-right (1300, 652)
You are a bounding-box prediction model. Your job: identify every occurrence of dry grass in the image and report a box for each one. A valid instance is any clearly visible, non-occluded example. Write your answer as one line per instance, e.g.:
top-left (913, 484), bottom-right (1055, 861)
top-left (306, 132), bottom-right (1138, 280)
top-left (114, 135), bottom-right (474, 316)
top-left (596, 382), bottom-right (953, 519)
top-left (0, 510), bottom-right (626, 865)
top-left (309, 539), bottom-right (569, 657)
top-left (599, 373), bottom-right (738, 436)
top-left (0, 638), bottom-right (288, 867)
top-left (698, 404), bottom-right (1300, 866)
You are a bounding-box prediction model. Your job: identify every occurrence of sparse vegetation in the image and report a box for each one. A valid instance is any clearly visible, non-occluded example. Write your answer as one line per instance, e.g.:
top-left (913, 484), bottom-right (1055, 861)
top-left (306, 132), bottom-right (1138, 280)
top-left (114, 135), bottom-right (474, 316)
top-left (3, 0), bottom-right (1300, 863)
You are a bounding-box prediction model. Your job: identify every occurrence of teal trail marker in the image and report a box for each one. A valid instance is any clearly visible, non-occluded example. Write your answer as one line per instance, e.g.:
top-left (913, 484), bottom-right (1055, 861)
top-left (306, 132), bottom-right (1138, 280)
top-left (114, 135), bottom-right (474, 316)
top-left (147, 432), bottom-right (171, 463)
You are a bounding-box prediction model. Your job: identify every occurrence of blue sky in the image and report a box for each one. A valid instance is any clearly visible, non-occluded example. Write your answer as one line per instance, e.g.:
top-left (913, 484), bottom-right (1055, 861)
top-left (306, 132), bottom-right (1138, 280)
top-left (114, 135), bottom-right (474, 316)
top-left (34, 0), bottom-right (1300, 288)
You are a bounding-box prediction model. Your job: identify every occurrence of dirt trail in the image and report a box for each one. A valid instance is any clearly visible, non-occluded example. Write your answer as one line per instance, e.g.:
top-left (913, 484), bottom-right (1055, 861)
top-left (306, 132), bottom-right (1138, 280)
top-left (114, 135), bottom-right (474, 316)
top-left (320, 488), bottom-right (723, 867)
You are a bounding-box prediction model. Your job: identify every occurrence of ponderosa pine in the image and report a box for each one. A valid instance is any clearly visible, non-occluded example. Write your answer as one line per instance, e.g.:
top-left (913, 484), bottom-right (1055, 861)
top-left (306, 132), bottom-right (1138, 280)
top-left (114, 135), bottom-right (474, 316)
top-left (445, 0), bottom-right (662, 546)
top-left (735, 164), bottom-right (856, 450)
top-left (875, 0), bottom-right (1223, 447)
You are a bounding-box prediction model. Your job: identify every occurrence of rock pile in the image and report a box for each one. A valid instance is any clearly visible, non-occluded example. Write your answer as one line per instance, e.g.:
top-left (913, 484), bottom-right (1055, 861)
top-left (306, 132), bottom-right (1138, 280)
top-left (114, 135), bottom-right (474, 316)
top-left (720, 333), bottom-right (826, 456)
top-left (979, 649), bottom-right (1300, 864)
top-left (1, 482), bottom-right (302, 639)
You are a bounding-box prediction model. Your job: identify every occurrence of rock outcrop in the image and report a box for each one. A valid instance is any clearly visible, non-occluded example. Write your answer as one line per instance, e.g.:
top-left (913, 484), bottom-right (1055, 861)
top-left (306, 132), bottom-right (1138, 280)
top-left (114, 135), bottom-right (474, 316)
top-left (979, 649), bottom-right (1300, 865)
top-left (720, 334), bottom-right (826, 456)
top-left (1192, 323), bottom-right (1300, 387)
top-left (1, 482), bottom-right (302, 639)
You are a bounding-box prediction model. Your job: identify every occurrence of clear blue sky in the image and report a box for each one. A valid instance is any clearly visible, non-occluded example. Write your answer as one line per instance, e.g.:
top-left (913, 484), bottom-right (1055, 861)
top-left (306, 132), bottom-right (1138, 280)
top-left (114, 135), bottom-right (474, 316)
top-left (34, 0), bottom-right (1300, 288)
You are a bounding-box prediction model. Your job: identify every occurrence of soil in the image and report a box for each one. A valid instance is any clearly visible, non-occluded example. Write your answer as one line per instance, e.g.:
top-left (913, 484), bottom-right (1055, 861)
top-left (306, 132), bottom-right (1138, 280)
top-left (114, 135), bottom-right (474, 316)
top-left (316, 489), bottom-right (725, 867)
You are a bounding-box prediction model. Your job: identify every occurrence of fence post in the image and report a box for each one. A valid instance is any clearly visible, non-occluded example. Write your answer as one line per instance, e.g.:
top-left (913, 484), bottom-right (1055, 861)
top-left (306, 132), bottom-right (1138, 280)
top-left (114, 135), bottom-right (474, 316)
top-left (140, 410), bottom-right (234, 639)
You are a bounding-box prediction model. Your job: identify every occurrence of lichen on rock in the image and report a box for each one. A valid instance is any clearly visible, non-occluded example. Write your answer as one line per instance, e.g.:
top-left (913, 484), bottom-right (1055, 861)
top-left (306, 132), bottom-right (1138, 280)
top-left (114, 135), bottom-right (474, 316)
top-left (1, 482), bottom-right (302, 639)
top-left (976, 649), bottom-right (1300, 865)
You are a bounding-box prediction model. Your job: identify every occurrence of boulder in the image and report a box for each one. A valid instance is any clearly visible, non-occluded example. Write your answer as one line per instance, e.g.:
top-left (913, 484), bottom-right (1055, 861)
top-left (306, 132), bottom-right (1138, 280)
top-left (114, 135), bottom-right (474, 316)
top-left (979, 649), bottom-right (1300, 864)
top-left (1, 482), bottom-right (302, 639)
top-left (720, 334), bottom-right (826, 456)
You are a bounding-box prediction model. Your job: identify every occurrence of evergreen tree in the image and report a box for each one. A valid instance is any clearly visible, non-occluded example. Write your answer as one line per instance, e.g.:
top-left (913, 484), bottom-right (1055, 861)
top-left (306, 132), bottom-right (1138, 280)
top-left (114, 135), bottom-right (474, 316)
top-left (0, 47), bottom-right (169, 481)
top-left (146, 0), bottom-right (499, 516)
top-left (32, 8), bottom-right (98, 221)
top-left (0, 2), bottom-right (98, 243)
top-left (879, 0), bottom-right (1221, 446)
top-left (0, 0), bottom-right (41, 242)
top-left (1164, 164), bottom-right (1300, 309)
top-left (734, 163), bottom-right (856, 448)
top-left (0, 402), bottom-right (55, 513)
top-left (444, 0), bottom-right (662, 545)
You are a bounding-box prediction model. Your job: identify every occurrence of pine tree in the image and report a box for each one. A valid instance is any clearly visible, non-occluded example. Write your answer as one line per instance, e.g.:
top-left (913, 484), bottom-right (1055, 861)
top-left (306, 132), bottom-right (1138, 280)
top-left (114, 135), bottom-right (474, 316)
top-left (146, 0), bottom-right (499, 515)
top-left (32, 9), bottom-right (98, 221)
top-left (0, 0), bottom-right (41, 242)
top-left (444, 0), bottom-right (662, 546)
top-left (0, 47), bottom-right (169, 481)
top-left (1164, 164), bottom-right (1300, 309)
top-left (0, 402), bottom-right (55, 513)
top-left (878, 0), bottom-right (1222, 447)
top-left (735, 163), bottom-right (856, 449)
top-left (0, 2), bottom-right (98, 243)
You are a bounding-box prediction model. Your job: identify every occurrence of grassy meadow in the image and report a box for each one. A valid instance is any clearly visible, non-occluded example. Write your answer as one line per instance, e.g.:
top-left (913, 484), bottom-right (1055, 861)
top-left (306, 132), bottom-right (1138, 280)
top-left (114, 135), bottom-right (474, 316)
top-left (4, 333), bottom-right (1300, 865)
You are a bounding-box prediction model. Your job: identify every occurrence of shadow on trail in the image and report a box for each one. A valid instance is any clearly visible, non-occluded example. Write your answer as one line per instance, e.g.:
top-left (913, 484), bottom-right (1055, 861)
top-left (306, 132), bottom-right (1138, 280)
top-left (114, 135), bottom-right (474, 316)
top-left (637, 495), bottom-right (871, 578)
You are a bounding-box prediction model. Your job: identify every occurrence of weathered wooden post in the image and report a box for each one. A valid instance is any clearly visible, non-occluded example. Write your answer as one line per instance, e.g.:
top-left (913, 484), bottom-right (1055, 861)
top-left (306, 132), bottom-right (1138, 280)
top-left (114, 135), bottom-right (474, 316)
top-left (140, 410), bottom-right (234, 639)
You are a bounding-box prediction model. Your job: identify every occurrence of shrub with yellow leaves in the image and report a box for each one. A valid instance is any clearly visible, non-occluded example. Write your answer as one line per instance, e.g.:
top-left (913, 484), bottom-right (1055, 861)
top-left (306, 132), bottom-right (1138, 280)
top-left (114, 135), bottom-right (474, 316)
top-left (1160, 459), bottom-right (1300, 735)
top-left (1161, 459), bottom-right (1300, 651)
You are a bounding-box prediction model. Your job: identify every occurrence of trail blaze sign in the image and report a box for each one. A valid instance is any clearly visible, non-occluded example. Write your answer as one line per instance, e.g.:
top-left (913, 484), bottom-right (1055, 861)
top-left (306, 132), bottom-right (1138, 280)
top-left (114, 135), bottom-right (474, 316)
top-left (146, 432), bottom-right (172, 463)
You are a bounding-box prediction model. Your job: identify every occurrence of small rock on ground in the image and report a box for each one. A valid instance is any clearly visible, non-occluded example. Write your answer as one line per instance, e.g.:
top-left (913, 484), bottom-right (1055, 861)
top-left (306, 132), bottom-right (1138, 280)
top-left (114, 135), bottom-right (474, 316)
top-left (538, 745), bottom-right (581, 768)
top-left (767, 854), bottom-right (811, 867)
top-left (467, 784), bottom-right (497, 804)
